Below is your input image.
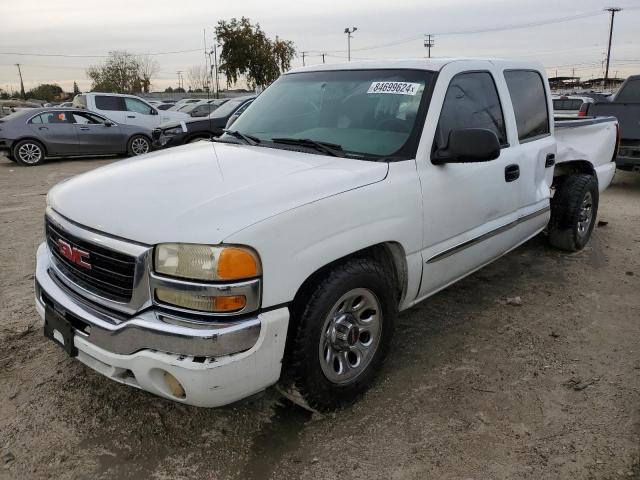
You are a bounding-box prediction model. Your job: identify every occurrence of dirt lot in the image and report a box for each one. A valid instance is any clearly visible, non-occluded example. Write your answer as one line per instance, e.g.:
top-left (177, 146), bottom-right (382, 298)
top-left (0, 155), bottom-right (638, 480)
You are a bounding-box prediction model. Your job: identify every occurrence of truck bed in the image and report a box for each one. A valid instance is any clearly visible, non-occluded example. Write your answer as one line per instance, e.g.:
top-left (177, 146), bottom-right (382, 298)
top-left (554, 116), bottom-right (618, 191)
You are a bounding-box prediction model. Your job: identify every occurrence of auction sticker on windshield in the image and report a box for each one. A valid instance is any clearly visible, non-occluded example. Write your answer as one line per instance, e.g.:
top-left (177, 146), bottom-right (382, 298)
top-left (367, 81), bottom-right (420, 95)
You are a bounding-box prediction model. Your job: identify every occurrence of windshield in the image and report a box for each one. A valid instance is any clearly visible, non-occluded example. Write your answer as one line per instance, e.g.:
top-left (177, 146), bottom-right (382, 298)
top-left (209, 99), bottom-right (245, 118)
top-left (227, 69), bottom-right (434, 159)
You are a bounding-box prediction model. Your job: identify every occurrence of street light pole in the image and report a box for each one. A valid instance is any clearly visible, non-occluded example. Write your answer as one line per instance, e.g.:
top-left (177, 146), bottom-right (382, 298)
top-left (344, 27), bottom-right (357, 61)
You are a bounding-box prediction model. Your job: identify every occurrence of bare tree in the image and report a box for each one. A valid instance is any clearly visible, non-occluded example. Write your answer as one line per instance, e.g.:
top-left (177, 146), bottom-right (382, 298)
top-left (187, 64), bottom-right (209, 92)
top-left (138, 55), bottom-right (160, 93)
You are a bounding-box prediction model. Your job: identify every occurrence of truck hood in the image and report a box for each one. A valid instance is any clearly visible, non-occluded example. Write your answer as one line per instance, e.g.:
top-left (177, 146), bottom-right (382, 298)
top-left (48, 142), bottom-right (389, 245)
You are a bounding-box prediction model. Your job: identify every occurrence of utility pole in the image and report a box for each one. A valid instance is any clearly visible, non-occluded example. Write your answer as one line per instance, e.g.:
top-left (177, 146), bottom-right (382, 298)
top-left (301, 51), bottom-right (307, 67)
top-left (321, 53), bottom-right (326, 64)
top-left (604, 7), bottom-right (622, 88)
top-left (344, 27), bottom-right (357, 61)
top-left (15, 64), bottom-right (25, 100)
top-left (176, 71), bottom-right (183, 90)
top-left (424, 34), bottom-right (434, 58)
top-left (213, 42), bottom-right (220, 99)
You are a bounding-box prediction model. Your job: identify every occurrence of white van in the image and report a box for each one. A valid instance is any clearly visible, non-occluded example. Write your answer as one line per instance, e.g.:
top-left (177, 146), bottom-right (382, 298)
top-left (72, 93), bottom-right (188, 129)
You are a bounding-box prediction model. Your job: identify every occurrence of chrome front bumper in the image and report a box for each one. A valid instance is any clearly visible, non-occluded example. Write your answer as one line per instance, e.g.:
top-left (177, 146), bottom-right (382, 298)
top-left (35, 243), bottom-right (261, 357)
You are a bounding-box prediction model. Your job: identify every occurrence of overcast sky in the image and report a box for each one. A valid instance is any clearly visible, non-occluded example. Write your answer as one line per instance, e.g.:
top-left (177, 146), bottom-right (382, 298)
top-left (1, 0), bottom-right (639, 93)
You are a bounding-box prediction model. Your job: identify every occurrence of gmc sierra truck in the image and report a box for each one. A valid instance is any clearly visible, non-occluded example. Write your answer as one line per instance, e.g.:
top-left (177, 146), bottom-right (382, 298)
top-left (35, 59), bottom-right (619, 411)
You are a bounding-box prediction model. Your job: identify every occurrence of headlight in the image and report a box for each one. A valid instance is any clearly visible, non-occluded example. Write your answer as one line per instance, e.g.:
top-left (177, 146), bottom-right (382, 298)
top-left (154, 244), bottom-right (261, 281)
top-left (163, 126), bottom-right (183, 136)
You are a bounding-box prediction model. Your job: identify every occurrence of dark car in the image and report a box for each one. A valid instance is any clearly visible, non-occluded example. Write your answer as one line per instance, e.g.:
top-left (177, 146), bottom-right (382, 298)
top-left (0, 108), bottom-right (153, 166)
top-left (152, 96), bottom-right (255, 149)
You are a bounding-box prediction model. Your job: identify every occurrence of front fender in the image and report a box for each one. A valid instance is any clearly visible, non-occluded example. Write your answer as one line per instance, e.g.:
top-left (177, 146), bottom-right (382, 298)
top-left (224, 160), bottom-right (424, 308)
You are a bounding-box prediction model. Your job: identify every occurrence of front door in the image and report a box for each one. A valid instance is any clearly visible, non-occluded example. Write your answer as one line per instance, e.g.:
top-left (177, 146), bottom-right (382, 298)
top-left (123, 97), bottom-right (158, 129)
top-left (71, 111), bottom-right (125, 154)
top-left (28, 111), bottom-right (78, 155)
top-left (416, 65), bottom-right (522, 298)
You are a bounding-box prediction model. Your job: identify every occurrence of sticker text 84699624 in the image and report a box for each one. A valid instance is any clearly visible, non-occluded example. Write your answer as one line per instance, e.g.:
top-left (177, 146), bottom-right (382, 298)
top-left (367, 81), bottom-right (421, 95)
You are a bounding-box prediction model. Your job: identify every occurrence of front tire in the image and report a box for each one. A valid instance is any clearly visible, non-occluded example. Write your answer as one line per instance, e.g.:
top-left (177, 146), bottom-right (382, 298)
top-left (127, 135), bottom-right (151, 156)
top-left (548, 174), bottom-right (599, 251)
top-left (13, 139), bottom-right (45, 166)
top-left (284, 257), bottom-right (397, 411)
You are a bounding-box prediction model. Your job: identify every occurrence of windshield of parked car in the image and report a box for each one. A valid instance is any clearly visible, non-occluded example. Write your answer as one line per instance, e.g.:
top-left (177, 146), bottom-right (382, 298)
top-left (208, 99), bottom-right (245, 118)
top-left (225, 69), bottom-right (434, 159)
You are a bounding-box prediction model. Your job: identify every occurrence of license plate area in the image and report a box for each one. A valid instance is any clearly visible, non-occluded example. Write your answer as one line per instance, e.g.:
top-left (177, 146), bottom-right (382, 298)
top-left (44, 305), bottom-right (78, 357)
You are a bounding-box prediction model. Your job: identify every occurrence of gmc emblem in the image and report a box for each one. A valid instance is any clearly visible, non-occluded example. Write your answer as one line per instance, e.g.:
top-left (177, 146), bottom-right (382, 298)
top-left (57, 239), bottom-right (91, 270)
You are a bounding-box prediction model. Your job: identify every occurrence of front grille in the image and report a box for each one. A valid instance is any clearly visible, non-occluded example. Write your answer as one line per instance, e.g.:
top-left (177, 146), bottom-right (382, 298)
top-left (45, 218), bottom-right (136, 302)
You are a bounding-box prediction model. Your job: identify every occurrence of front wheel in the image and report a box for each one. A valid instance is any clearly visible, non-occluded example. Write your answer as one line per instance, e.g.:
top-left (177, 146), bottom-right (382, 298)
top-left (548, 174), bottom-right (599, 251)
top-left (13, 139), bottom-right (45, 166)
top-left (127, 135), bottom-right (151, 156)
top-left (284, 257), bottom-right (397, 411)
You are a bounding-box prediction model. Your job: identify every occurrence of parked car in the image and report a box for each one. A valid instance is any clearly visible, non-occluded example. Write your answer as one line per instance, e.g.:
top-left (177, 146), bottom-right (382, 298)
top-left (0, 108), bottom-right (152, 166)
top-left (552, 95), bottom-right (594, 117)
top-left (72, 93), bottom-right (188, 130)
top-left (152, 95), bottom-right (254, 148)
top-left (584, 74), bottom-right (640, 171)
top-left (190, 99), bottom-right (229, 117)
top-left (0, 100), bottom-right (41, 118)
top-left (168, 98), bottom-right (202, 110)
top-left (35, 59), bottom-right (617, 411)
top-left (156, 103), bottom-right (175, 111)
top-left (58, 102), bottom-right (74, 108)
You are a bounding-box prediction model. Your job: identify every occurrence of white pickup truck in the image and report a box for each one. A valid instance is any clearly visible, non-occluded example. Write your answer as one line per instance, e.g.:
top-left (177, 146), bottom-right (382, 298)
top-left (35, 59), bottom-right (619, 411)
top-left (72, 92), bottom-right (188, 130)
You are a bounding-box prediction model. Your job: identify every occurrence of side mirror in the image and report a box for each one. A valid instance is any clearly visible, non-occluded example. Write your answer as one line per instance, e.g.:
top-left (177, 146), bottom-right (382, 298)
top-left (104, 121), bottom-right (113, 127)
top-left (432, 128), bottom-right (501, 165)
top-left (150, 109), bottom-right (158, 116)
top-left (225, 114), bottom-right (239, 129)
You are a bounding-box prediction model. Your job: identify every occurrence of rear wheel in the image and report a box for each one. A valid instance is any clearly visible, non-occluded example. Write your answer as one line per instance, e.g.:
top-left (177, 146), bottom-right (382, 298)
top-left (127, 135), bottom-right (151, 156)
top-left (284, 257), bottom-right (397, 411)
top-left (13, 139), bottom-right (45, 166)
top-left (548, 174), bottom-right (599, 251)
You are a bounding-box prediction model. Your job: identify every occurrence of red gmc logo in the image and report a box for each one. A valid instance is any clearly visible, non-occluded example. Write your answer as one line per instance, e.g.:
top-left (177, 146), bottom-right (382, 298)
top-left (57, 239), bottom-right (91, 270)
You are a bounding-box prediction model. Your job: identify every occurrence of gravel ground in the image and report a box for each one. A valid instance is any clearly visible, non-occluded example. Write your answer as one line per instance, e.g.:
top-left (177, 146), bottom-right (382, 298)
top-left (0, 155), bottom-right (638, 480)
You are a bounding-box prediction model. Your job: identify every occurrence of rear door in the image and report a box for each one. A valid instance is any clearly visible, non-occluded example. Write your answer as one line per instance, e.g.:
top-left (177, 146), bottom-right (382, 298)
top-left (416, 64), bottom-right (524, 297)
top-left (71, 111), bottom-right (126, 154)
top-left (28, 111), bottom-right (78, 155)
top-left (123, 97), bottom-right (158, 129)
top-left (502, 69), bottom-right (555, 232)
top-left (93, 95), bottom-right (127, 124)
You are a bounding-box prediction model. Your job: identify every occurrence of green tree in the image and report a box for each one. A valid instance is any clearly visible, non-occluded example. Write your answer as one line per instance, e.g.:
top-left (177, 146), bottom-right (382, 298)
top-left (164, 86), bottom-right (174, 93)
top-left (26, 83), bottom-right (64, 102)
top-left (73, 82), bottom-right (80, 95)
top-left (215, 17), bottom-right (295, 89)
top-left (87, 51), bottom-right (144, 93)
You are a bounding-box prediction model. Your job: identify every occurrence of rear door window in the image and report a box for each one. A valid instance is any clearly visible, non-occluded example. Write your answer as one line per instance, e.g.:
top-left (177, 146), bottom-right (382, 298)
top-left (504, 70), bottom-right (550, 141)
top-left (434, 71), bottom-right (507, 150)
top-left (95, 95), bottom-right (125, 111)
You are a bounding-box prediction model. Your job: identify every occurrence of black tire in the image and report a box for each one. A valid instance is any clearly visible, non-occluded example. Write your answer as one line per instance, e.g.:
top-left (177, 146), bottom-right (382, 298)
top-left (284, 257), bottom-right (397, 412)
top-left (548, 174), bottom-right (599, 252)
top-left (5, 154), bottom-right (17, 163)
top-left (13, 139), bottom-right (45, 166)
top-left (127, 135), bottom-right (151, 156)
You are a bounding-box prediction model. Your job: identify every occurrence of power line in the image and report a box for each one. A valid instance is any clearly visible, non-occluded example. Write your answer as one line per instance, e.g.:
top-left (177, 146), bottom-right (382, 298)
top-left (0, 48), bottom-right (202, 58)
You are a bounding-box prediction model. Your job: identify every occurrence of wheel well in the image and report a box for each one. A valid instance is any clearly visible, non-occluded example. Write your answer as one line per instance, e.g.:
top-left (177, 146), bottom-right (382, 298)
top-left (290, 242), bottom-right (407, 313)
top-left (553, 160), bottom-right (595, 179)
top-left (14, 137), bottom-right (48, 156)
top-left (130, 133), bottom-right (151, 143)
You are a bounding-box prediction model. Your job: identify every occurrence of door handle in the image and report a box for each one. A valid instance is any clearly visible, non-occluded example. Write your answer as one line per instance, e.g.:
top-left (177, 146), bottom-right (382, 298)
top-left (79, 127), bottom-right (90, 131)
top-left (38, 126), bottom-right (48, 130)
top-left (505, 164), bottom-right (520, 182)
top-left (127, 115), bottom-right (136, 118)
top-left (545, 153), bottom-right (556, 168)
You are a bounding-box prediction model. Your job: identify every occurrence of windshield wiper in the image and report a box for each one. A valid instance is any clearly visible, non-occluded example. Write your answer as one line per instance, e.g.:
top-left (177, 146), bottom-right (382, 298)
top-left (271, 137), bottom-right (345, 157)
top-left (223, 129), bottom-right (261, 146)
